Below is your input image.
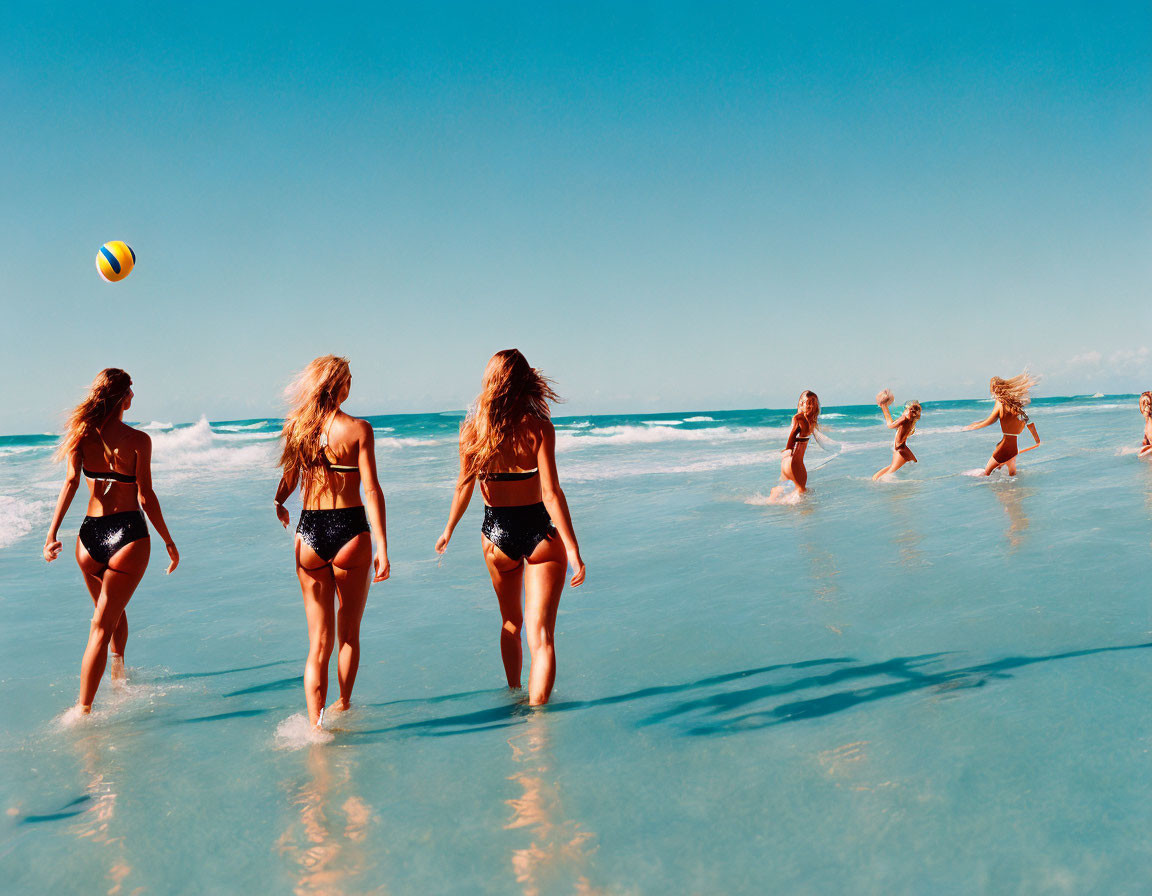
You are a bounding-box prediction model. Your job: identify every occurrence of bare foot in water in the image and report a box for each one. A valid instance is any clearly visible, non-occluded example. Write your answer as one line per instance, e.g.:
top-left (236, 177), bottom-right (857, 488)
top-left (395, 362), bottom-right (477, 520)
top-left (329, 698), bottom-right (351, 713)
top-left (109, 655), bottom-right (127, 684)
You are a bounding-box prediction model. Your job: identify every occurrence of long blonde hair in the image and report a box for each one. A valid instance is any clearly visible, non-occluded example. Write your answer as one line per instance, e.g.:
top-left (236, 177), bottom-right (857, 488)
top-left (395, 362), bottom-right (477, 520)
top-left (459, 349), bottom-right (559, 479)
top-left (797, 390), bottom-right (821, 431)
top-left (1140, 391), bottom-right (1152, 419)
top-left (279, 356), bottom-right (352, 490)
top-left (54, 368), bottom-right (132, 463)
top-left (990, 371), bottom-right (1038, 420)
top-left (904, 400), bottom-right (922, 437)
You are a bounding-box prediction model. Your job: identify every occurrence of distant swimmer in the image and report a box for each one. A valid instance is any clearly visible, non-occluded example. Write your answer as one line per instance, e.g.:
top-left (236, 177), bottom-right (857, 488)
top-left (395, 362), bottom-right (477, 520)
top-left (872, 390), bottom-right (922, 480)
top-left (963, 372), bottom-right (1041, 476)
top-left (42, 369), bottom-right (179, 714)
top-left (1139, 392), bottom-right (1152, 458)
top-left (274, 356), bottom-right (390, 730)
top-left (769, 390), bottom-right (825, 501)
top-left (435, 349), bottom-right (585, 706)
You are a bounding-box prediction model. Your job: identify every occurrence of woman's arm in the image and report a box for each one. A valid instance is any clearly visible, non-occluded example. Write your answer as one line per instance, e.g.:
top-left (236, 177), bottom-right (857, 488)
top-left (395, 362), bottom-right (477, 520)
top-left (963, 402), bottom-right (1001, 431)
top-left (355, 421), bottom-right (389, 582)
top-left (1018, 421), bottom-right (1041, 454)
top-left (273, 467), bottom-right (299, 529)
top-left (879, 405), bottom-right (897, 428)
top-left (134, 433), bottom-right (179, 573)
top-left (535, 421), bottom-right (585, 587)
top-left (435, 447), bottom-right (477, 554)
top-left (43, 450), bottom-right (82, 562)
top-left (783, 417), bottom-right (802, 452)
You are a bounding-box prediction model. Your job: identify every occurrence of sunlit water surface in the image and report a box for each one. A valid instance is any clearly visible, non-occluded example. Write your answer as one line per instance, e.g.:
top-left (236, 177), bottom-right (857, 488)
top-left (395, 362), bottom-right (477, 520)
top-left (2, 396), bottom-right (1150, 893)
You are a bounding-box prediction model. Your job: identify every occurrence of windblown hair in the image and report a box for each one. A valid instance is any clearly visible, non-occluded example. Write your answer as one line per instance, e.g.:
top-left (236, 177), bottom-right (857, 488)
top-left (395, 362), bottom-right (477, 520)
top-left (279, 355), bottom-right (352, 491)
top-left (1140, 391), bottom-right (1152, 418)
top-left (990, 371), bottom-right (1038, 420)
top-left (904, 400), bottom-right (922, 436)
top-left (459, 349), bottom-right (560, 479)
top-left (797, 390), bottom-right (821, 431)
top-left (54, 368), bottom-right (132, 463)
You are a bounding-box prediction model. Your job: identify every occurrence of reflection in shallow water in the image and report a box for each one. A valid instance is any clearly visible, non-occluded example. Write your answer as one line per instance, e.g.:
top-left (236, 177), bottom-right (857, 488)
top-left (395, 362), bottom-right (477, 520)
top-left (884, 486), bottom-right (925, 568)
top-left (991, 481), bottom-right (1030, 552)
top-left (276, 747), bottom-right (379, 895)
top-left (505, 715), bottom-right (601, 896)
top-left (70, 735), bottom-right (134, 896)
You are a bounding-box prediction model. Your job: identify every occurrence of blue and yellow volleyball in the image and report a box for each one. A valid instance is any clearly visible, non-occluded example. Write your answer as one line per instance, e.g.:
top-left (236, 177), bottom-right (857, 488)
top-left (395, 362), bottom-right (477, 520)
top-left (95, 241), bottom-right (136, 282)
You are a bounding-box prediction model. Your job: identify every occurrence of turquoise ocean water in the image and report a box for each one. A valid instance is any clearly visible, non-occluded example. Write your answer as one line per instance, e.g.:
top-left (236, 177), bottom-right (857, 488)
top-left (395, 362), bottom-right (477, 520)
top-left (1, 396), bottom-right (1150, 893)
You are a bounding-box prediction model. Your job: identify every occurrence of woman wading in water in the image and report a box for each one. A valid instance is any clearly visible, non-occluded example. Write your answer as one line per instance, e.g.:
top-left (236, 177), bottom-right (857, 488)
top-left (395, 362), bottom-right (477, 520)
top-left (436, 350), bottom-right (585, 706)
top-left (963, 372), bottom-right (1041, 475)
top-left (769, 390), bottom-right (826, 502)
top-left (43, 368), bottom-right (179, 714)
top-left (274, 356), bottom-right (390, 729)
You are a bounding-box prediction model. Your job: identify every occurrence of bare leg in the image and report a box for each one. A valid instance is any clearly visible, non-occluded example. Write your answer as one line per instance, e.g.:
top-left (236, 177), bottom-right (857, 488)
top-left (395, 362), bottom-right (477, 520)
top-left (76, 544), bottom-right (127, 681)
top-left (1007, 457), bottom-right (1018, 476)
top-left (77, 540), bottom-right (149, 711)
top-left (483, 536), bottom-right (526, 689)
top-left (522, 535), bottom-right (567, 706)
top-left (297, 540), bottom-right (337, 727)
top-left (330, 533), bottom-right (372, 712)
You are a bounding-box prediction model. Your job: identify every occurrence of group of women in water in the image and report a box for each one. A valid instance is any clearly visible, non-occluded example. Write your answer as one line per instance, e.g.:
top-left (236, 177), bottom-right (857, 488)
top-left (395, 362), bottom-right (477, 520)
top-left (43, 350), bottom-right (584, 725)
top-left (39, 354), bottom-right (1152, 725)
top-left (769, 371), bottom-right (1047, 502)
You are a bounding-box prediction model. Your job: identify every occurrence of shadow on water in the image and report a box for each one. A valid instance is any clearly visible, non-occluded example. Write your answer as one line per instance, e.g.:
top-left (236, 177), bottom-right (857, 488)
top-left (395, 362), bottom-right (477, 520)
top-left (18, 795), bottom-right (93, 825)
top-left (176, 708), bottom-right (273, 724)
top-left (161, 659), bottom-right (294, 681)
top-left (223, 676), bottom-right (303, 697)
top-left (344, 643), bottom-right (1152, 742)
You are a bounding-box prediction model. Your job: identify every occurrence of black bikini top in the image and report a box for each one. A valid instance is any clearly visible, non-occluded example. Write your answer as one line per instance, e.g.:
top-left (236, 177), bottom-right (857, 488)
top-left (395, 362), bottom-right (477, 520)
top-left (83, 466), bottom-right (136, 483)
top-left (483, 469), bottom-right (539, 482)
top-left (319, 427), bottom-right (358, 474)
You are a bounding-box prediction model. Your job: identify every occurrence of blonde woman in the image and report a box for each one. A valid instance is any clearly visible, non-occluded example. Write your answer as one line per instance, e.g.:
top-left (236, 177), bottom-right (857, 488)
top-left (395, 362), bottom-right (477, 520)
top-left (873, 390), bottom-right (922, 480)
top-left (769, 390), bottom-right (824, 501)
top-left (435, 349), bottom-right (585, 706)
top-left (1139, 392), bottom-right (1152, 458)
top-left (274, 356), bottom-right (389, 729)
top-left (963, 372), bottom-right (1041, 475)
top-left (42, 369), bottom-right (179, 714)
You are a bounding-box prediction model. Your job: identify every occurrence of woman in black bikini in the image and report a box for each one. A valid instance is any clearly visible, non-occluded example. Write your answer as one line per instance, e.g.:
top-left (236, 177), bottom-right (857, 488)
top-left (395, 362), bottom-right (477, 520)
top-left (1139, 392), bottom-right (1152, 459)
top-left (769, 390), bottom-right (824, 502)
top-left (435, 349), bottom-right (585, 706)
top-left (963, 372), bottom-right (1041, 475)
top-left (274, 355), bottom-right (389, 729)
top-left (42, 368), bottom-right (179, 714)
top-left (873, 390), bottom-right (922, 480)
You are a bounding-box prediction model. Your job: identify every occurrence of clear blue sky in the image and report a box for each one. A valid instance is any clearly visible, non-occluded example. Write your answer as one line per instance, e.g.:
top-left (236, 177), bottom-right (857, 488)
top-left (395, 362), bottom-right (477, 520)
top-left (1, 2), bottom-right (1149, 433)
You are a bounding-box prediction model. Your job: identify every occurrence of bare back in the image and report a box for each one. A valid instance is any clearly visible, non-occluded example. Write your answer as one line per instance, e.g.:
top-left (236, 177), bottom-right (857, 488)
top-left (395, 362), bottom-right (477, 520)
top-left (79, 421), bottom-right (143, 516)
top-left (479, 417), bottom-right (546, 508)
top-left (301, 412), bottom-right (367, 510)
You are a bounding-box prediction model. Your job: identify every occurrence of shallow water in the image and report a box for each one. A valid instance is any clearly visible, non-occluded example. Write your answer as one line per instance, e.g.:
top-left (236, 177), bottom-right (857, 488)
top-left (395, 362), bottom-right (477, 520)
top-left (2, 397), bottom-right (1150, 893)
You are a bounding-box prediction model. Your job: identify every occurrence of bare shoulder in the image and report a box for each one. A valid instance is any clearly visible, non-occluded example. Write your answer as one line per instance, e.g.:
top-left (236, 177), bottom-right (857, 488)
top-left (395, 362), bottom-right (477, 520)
top-left (124, 426), bottom-right (153, 451)
top-left (529, 416), bottom-right (555, 442)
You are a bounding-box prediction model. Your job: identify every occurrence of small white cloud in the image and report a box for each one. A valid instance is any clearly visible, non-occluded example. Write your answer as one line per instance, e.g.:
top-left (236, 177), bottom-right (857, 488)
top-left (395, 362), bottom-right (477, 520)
top-left (1068, 351), bottom-right (1102, 366)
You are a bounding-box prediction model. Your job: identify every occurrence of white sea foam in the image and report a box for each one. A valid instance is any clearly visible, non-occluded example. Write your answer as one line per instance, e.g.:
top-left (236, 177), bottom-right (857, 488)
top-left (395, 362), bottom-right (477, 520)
top-left (1092, 392), bottom-right (1105, 398)
top-left (216, 421), bottom-right (271, 432)
top-left (0, 495), bottom-right (47, 548)
top-left (683, 416), bottom-right (715, 422)
top-left (643, 419), bottom-right (684, 426)
top-left (563, 450), bottom-right (774, 482)
top-left (150, 417), bottom-right (275, 480)
top-left (556, 424), bottom-right (786, 450)
top-left (558, 421), bottom-right (593, 429)
top-left (0, 445), bottom-right (49, 458)
top-left (372, 426), bottom-right (396, 433)
top-left (274, 712), bottom-right (334, 749)
top-left (139, 421), bottom-right (174, 431)
top-left (377, 437), bottom-right (439, 449)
